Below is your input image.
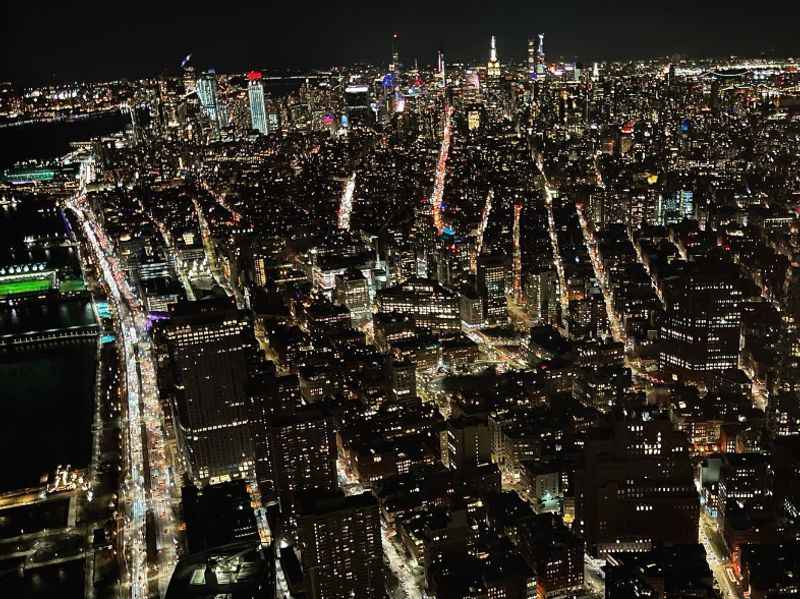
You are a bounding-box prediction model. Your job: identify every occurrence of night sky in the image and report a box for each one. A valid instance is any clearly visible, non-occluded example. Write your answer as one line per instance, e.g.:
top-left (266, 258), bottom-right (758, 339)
top-left (2, 1), bottom-right (799, 87)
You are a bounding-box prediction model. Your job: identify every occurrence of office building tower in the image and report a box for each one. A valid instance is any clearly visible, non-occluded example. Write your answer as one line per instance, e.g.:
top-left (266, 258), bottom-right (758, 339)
top-left (249, 370), bottom-right (303, 502)
top-left (247, 70), bottom-right (269, 135)
top-left (344, 85), bottom-right (374, 128)
top-left (487, 35), bottom-right (501, 79)
top-left (577, 413), bottom-right (699, 555)
top-left (334, 267), bottom-right (371, 323)
top-left (659, 260), bottom-right (743, 382)
top-left (386, 357), bottom-right (417, 405)
top-left (437, 50), bottom-right (446, 87)
top-left (478, 254), bottom-right (509, 325)
top-left (441, 415), bottom-right (491, 471)
top-left (155, 300), bottom-right (257, 486)
top-left (298, 492), bottom-right (385, 599)
top-left (270, 406), bottom-right (338, 515)
top-left (656, 189), bottom-right (694, 225)
top-left (526, 267), bottom-right (559, 325)
top-left (377, 277), bottom-right (460, 336)
top-left (196, 70), bottom-right (220, 125)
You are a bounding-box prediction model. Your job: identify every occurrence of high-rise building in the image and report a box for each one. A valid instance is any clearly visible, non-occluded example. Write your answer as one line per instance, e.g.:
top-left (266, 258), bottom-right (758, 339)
top-left (656, 189), bottom-right (694, 225)
top-left (270, 407), bottom-right (338, 515)
top-left (249, 371), bottom-right (303, 502)
top-left (437, 50), bottom-right (446, 87)
top-left (487, 35), bottom-right (501, 79)
top-left (196, 70), bottom-right (220, 126)
top-left (247, 70), bottom-right (269, 135)
top-left (441, 415), bottom-right (491, 471)
top-left (344, 85), bottom-right (374, 128)
top-left (155, 300), bottom-right (257, 486)
top-left (526, 267), bottom-right (559, 325)
top-left (298, 492), bottom-right (385, 599)
top-left (577, 412), bottom-right (699, 555)
top-left (478, 254), bottom-right (509, 325)
top-left (377, 277), bottom-right (460, 336)
top-left (334, 267), bottom-right (371, 322)
top-left (659, 260), bottom-right (743, 381)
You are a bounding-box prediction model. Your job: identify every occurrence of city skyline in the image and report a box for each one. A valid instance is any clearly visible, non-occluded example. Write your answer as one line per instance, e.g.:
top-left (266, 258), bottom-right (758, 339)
top-left (3, 2), bottom-right (800, 85)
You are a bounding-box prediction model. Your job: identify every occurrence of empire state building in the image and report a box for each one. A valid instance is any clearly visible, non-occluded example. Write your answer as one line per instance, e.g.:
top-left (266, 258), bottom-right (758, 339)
top-left (487, 35), bottom-right (501, 79)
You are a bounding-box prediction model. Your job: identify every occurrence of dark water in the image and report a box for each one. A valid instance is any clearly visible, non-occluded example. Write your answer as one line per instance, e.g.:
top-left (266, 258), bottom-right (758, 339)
top-left (0, 111), bottom-right (126, 169)
top-left (0, 299), bottom-right (96, 336)
top-left (0, 324), bottom-right (97, 491)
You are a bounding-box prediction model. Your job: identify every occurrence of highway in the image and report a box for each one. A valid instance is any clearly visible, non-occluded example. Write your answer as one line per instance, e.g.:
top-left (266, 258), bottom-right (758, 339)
top-left (68, 195), bottom-right (179, 598)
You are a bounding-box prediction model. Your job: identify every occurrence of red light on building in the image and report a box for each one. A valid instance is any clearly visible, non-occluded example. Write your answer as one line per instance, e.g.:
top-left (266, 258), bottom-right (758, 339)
top-left (247, 70), bottom-right (263, 81)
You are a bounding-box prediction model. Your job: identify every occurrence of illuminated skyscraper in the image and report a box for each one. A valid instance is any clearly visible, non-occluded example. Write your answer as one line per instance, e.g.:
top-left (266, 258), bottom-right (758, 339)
top-left (659, 260), bottom-right (743, 381)
top-left (155, 300), bottom-right (258, 486)
top-left (487, 35), bottom-right (501, 79)
top-left (344, 85), bottom-right (374, 128)
top-left (437, 49), bottom-right (446, 87)
top-left (536, 33), bottom-right (546, 76)
top-left (196, 70), bottom-right (222, 131)
top-left (247, 71), bottom-right (268, 135)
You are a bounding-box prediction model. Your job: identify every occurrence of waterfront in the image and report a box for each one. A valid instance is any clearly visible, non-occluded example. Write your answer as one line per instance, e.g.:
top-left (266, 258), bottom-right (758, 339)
top-left (0, 111), bottom-right (127, 170)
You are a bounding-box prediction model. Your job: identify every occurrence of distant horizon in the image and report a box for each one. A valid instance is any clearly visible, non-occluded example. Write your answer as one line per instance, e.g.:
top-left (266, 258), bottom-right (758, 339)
top-left (3, 1), bottom-right (799, 87)
top-left (4, 50), bottom-right (796, 89)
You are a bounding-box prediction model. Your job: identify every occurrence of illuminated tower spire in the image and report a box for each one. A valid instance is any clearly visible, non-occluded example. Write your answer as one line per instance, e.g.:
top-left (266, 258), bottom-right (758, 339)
top-left (391, 33), bottom-right (400, 72)
top-left (536, 33), bottom-right (545, 75)
top-left (487, 35), bottom-right (501, 79)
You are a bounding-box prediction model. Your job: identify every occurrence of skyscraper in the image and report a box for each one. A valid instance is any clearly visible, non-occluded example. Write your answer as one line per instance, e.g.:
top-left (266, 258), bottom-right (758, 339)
top-left (344, 85), bottom-right (374, 128)
top-left (659, 259), bottom-right (743, 382)
top-left (478, 254), bottom-right (509, 325)
top-left (247, 70), bottom-right (268, 135)
top-left (298, 492), bottom-right (385, 599)
top-left (578, 412), bottom-right (699, 555)
top-left (536, 33), bottom-right (546, 76)
top-left (270, 406), bottom-right (338, 515)
top-left (487, 35), bottom-right (501, 79)
top-left (155, 300), bottom-right (257, 486)
top-left (196, 70), bottom-right (220, 125)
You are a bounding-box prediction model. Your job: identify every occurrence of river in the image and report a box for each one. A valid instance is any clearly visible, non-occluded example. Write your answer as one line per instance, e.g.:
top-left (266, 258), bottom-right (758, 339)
top-left (0, 116), bottom-right (122, 491)
top-left (0, 111), bottom-right (127, 170)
